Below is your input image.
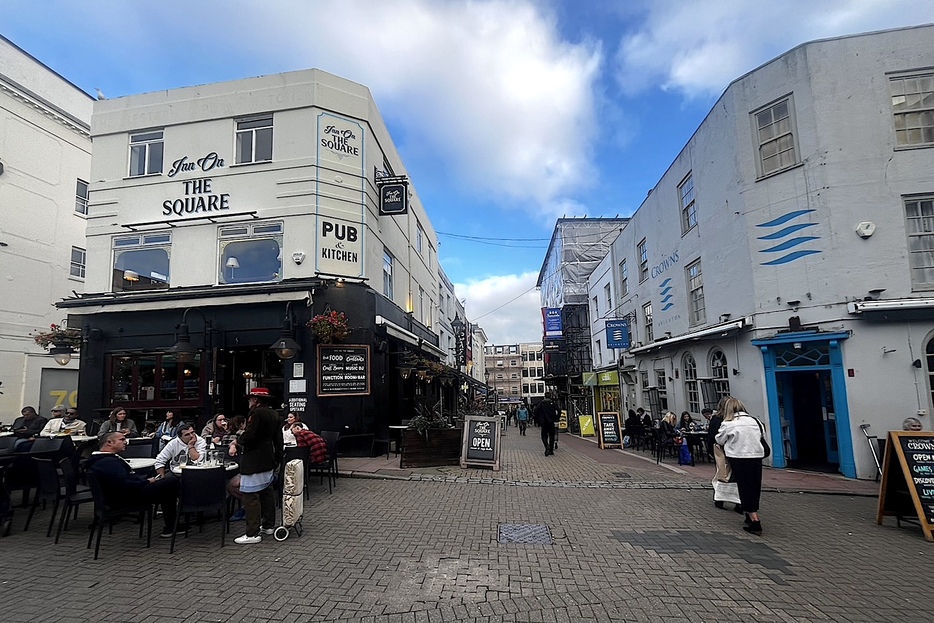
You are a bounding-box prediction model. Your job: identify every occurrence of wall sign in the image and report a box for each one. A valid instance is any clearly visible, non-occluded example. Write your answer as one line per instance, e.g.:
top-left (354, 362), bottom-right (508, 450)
top-left (596, 412), bottom-right (622, 449)
top-left (460, 415), bottom-right (501, 471)
top-left (316, 216), bottom-right (364, 277)
top-left (316, 344), bottom-right (370, 397)
top-left (544, 308), bottom-right (562, 338)
top-left (161, 178), bottom-right (230, 217)
top-left (877, 431), bottom-right (934, 541)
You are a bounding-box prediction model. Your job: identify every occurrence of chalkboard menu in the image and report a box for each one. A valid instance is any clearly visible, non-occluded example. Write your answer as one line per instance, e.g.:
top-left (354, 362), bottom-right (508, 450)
top-left (460, 415), bottom-right (501, 471)
top-left (316, 344), bottom-right (370, 397)
top-left (596, 412), bottom-right (622, 449)
top-left (877, 431), bottom-right (934, 541)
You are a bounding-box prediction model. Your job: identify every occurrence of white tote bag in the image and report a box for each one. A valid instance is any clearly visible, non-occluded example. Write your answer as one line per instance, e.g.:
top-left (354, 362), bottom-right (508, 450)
top-left (711, 478), bottom-right (741, 505)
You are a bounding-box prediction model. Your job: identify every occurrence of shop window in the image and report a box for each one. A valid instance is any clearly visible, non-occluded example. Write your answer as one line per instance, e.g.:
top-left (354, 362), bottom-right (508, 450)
top-left (655, 369), bottom-right (668, 412)
top-left (109, 353), bottom-right (202, 406)
top-left (129, 130), bottom-right (164, 177)
top-left (710, 349), bottom-right (730, 402)
top-left (112, 233), bottom-right (171, 292)
top-left (219, 222), bottom-right (283, 284)
top-left (683, 353), bottom-right (699, 412)
top-left (236, 116), bottom-right (273, 164)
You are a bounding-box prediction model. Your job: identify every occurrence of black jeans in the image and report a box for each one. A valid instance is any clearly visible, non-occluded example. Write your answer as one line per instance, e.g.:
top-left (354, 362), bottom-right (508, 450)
top-left (541, 423), bottom-right (556, 453)
top-left (243, 484), bottom-right (276, 536)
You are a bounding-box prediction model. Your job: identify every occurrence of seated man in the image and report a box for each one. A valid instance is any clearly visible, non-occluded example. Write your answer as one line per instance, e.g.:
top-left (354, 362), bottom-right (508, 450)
top-left (40, 406), bottom-right (87, 437)
top-left (154, 425), bottom-right (206, 477)
top-left (292, 426), bottom-right (328, 464)
top-left (12, 406), bottom-right (48, 438)
top-left (85, 432), bottom-right (182, 538)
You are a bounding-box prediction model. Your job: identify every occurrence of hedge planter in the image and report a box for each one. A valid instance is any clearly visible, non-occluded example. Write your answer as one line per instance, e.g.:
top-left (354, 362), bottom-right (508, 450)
top-left (400, 428), bottom-right (462, 468)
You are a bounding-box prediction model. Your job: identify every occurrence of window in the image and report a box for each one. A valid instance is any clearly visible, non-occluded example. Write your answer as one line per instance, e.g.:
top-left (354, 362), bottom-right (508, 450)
top-left (640, 371), bottom-right (650, 409)
top-left (638, 239), bottom-right (648, 282)
top-left (109, 353), bottom-right (203, 406)
top-left (218, 222), bottom-right (282, 284)
top-left (70, 246), bottom-right (86, 279)
top-left (235, 116), bottom-right (273, 164)
top-left (129, 130), bottom-right (164, 176)
top-left (711, 349), bottom-right (730, 402)
top-left (686, 259), bottom-right (706, 325)
top-left (604, 284), bottom-right (612, 316)
top-left (75, 179), bottom-right (89, 215)
top-left (683, 353), bottom-right (699, 413)
top-left (112, 232), bottom-right (171, 292)
top-left (595, 340), bottom-right (602, 367)
top-left (592, 295), bottom-right (599, 319)
top-left (523, 383), bottom-right (530, 394)
top-left (619, 259), bottom-right (628, 297)
top-left (754, 97), bottom-right (798, 176)
top-left (416, 221), bottom-right (424, 256)
top-left (905, 195), bottom-right (934, 290)
top-left (418, 286), bottom-right (426, 324)
top-left (643, 302), bottom-right (654, 342)
top-left (383, 249), bottom-right (394, 298)
top-left (655, 369), bottom-right (668, 412)
top-left (679, 173), bottom-right (696, 233)
top-left (891, 73), bottom-right (934, 147)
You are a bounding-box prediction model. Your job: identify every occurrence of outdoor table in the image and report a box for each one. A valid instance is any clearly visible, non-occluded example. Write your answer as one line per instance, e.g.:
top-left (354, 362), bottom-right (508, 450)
top-left (125, 458), bottom-right (157, 472)
top-left (171, 462), bottom-right (239, 476)
top-left (68, 435), bottom-right (97, 443)
top-left (0, 431), bottom-right (14, 437)
top-left (388, 425), bottom-right (407, 456)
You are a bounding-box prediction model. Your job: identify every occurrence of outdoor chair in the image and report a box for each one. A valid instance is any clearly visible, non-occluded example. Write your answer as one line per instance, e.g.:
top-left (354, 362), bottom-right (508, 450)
top-left (24, 458), bottom-right (63, 535)
top-left (54, 457), bottom-right (93, 544)
top-left (84, 471), bottom-right (153, 560)
top-left (653, 429), bottom-right (678, 464)
top-left (170, 465), bottom-right (226, 553)
top-left (121, 438), bottom-right (156, 458)
top-left (308, 431), bottom-right (339, 494)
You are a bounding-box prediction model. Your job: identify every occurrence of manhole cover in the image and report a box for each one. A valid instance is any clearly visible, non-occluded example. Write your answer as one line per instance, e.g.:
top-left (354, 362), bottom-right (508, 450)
top-left (613, 472), bottom-right (631, 479)
top-left (498, 523), bottom-right (553, 544)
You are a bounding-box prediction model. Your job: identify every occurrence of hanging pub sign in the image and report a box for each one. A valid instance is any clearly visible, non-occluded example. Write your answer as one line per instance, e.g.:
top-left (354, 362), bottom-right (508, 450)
top-left (378, 177), bottom-right (409, 216)
top-left (605, 319), bottom-right (631, 349)
top-left (461, 415), bottom-right (501, 471)
top-left (316, 344), bottom-right (370, 397)
top-left (877, 430), bottom-right (934, 541)
top-left (454, 320), bottom-right (468, 367)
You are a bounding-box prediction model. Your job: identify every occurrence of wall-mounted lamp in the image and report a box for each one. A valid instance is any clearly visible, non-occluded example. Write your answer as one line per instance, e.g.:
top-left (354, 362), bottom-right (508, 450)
top-left (269, 301), bottom-right (302, 360)
top-left (399, 366), bottom-right (413, 380)
top-left (291, 251), bottom-right (305, 265)
top-left (50, 343), bottom-right (74, 366)
top-left (732, 368), bottom-right (740, 376)
top-left (719, 313), bottom-right (731, 322)
top-left (169, 308), bottom-right (212, 363)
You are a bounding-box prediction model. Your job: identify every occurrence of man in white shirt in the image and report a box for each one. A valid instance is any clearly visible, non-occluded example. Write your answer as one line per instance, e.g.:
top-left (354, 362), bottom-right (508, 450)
top-left (39, 406), bottom-right (87, 437)
top-left (154, 425), bottom-right (206, 477)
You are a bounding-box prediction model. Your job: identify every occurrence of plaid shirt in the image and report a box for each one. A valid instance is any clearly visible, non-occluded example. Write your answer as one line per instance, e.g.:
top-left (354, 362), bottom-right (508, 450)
top-left (293, 428), bottom-right (328, 464)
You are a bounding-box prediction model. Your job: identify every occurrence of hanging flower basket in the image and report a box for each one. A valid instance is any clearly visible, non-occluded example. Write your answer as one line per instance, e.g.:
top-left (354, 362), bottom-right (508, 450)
top-left (307, 310), bottom-right (350, 344)
top-left (32, 324), bottom-right (81, 351)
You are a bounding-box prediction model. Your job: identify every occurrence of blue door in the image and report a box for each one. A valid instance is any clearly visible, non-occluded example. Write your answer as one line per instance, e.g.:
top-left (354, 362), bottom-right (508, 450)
top-left (819, 371), bottom-right (839, 464)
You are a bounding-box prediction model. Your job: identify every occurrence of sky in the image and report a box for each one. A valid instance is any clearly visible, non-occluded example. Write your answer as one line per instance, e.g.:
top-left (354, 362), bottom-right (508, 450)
top-left (5, 0), bottom-right (933, 344)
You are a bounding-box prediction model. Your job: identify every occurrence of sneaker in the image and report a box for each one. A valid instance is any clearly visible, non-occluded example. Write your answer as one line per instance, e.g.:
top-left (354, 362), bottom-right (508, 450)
top-left (234, 534), bottom-right (262, 544)
top-left (229, 508), bottom-right (246, 521)
top-left (259, 527), bottom-right (275, 535)
top-left (159, 524), bottom-right (188, 538)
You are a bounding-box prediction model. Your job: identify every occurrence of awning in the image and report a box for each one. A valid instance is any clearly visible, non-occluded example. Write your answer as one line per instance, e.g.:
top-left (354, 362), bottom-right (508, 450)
top-left (375, 315), bottom-right (446, 358)
top-left (629, 316), bottom-right (752, 355)
top-left (62, 290), bottom-right (311, 315)
top-left (847, 297), bottom-right (934, 313)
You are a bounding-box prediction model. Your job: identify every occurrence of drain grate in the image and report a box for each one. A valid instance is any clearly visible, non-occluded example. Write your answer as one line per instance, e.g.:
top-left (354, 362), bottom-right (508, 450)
top-left (612, 472), bottom-right (631, 479)
top-left (498, 523), bottom-right (553, 544)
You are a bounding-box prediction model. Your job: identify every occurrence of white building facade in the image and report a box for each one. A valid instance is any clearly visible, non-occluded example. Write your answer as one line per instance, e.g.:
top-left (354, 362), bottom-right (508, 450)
top-left (0, 35), bottom-right (92, 417)
top-left (590, 24), bottom-right (934, 479)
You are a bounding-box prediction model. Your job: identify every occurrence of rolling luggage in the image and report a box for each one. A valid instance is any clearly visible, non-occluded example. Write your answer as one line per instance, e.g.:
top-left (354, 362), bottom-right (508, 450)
top-left (275, 458), bottom-right (304, 540)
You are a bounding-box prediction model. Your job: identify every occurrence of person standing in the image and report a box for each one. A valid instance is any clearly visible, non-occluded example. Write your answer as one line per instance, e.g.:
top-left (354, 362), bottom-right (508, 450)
top-left (233, 387), bottom-right (284, 544)
top-left (515, 401), bottom-right (530, 436)
top-left (534, 392), bottom-right (560, 456)
top-left (715, 396), bottom-right (767, 535)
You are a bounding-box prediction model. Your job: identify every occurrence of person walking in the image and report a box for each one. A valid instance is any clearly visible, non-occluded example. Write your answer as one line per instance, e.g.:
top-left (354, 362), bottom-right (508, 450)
top-left (715, 396), bottom-right (767, 535)
top-left (533, 392), bottom-right (560, 456)
top-left (233, 387), bottom-right (284, 544)
top-left (516, 401), bottom-right (530, 436)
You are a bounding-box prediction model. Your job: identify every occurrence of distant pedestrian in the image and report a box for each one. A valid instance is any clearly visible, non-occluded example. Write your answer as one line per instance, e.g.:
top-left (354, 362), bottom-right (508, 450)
top-left (533, 392), bottom-right (560, 456)
top-left (715, 396), bottom-right (766, 535)
top-left (516, 401), bottom-right (530, 436)
top-left (710, 397), bottom-right (741, 513)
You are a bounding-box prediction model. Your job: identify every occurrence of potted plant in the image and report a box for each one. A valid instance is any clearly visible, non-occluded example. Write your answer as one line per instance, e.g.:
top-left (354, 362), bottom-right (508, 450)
top-left (32, 323), bottom-right (82, 350)
top-left (401, 405), bottom-right (461, 468)
top-left (307, 310), bottom-right (350, 344)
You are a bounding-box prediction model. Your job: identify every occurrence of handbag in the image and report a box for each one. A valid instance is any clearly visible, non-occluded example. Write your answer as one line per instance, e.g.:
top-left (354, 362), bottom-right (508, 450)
top-left (713, 444), bottom-right (732, 482)
top-left (754, 419), bottom-right (771, 458)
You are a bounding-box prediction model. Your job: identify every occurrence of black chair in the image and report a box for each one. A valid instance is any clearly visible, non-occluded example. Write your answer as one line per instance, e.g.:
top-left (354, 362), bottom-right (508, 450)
top-left (54, 458), bottom-right (93, 544)
top-left (170, 466), bottom-right (227, 553)
top-left (0, 436), bottom-right (17, 457)
top-left (309, 431), bottom-right (340, 494)
top-left (370, 431), bottom-right (391, 459)
top-left (120, 439), bottom-right (156, 459)
top-left (84, 471), bottom-right (153, 560)
top-left (24, 458), bottom-right (63, 535)
top-left (653, 429), bottom-right (678, 464)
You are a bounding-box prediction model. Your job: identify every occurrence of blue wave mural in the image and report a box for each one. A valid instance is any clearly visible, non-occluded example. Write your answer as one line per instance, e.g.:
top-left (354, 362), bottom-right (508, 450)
top-left (659, 278), bottom-right (674, 311)
top-left (756, 209), bottom-right (820, 265)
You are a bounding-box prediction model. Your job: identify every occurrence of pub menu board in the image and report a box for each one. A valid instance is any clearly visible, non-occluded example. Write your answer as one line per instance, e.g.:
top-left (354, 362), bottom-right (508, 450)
top-left (876, 431), bottom-right (934, 541)
top-left (316, 344), bottom-right (370, 397)
top-left (597, 412), bottom-right (622, 449)
top-left (460, 415), bottom-right (501, 471)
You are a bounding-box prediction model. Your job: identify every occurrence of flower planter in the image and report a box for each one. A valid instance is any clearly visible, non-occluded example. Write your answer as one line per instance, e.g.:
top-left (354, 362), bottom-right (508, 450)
top-left (400, 428), bottom-right (462, 468)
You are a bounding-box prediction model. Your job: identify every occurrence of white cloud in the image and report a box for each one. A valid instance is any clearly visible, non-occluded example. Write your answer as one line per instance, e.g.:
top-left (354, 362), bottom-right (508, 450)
top-left (455, 272), bottom-right (542, 344)
top-left (614, 0), bottom-right (934, 99)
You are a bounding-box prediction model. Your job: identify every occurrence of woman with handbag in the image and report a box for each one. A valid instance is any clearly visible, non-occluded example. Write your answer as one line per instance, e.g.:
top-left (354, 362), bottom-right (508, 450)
top-left (715, 396), bottom-right (768, 535)
top-left (710, 397), bottom-right (742, 514)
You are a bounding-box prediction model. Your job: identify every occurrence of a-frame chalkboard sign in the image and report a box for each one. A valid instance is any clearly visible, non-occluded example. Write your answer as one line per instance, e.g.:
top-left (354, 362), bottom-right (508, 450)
top-left (876, 430), bottom-right (934, 542)
top-left (460, 415), bottom-right (501, 471)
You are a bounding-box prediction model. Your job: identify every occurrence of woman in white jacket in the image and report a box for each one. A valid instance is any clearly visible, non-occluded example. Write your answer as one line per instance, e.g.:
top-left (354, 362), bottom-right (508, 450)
top-left (715, 397), bottom-right (766, 535)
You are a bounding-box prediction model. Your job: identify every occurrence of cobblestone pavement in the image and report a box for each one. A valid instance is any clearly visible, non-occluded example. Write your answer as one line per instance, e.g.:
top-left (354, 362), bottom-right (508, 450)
top-left (1, 428), bottom-right (925, 623)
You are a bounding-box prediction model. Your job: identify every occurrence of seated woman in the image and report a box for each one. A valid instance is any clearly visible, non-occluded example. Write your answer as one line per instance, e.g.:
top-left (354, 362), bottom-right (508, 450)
top-left (153, 410), bottom-right (181, 450)
top-left (679, 411), bottom-right (694, 431)
top-left (659, 411), bottom-right (678, 440)
top-left (201, 413), bottom-right (229, 445)
top-left (98, 407), bottom-right (139, 438)
top-left (281, 412), bottom-right (308, 447)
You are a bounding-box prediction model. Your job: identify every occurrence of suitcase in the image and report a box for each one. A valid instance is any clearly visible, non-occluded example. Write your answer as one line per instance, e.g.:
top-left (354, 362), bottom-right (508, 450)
top-left (281, 458), bottom-right (304, 527)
